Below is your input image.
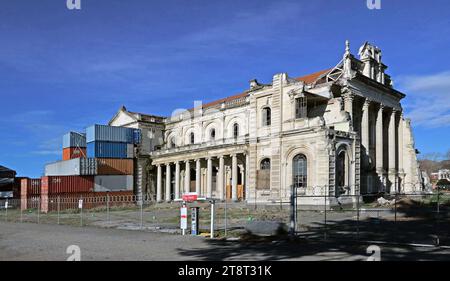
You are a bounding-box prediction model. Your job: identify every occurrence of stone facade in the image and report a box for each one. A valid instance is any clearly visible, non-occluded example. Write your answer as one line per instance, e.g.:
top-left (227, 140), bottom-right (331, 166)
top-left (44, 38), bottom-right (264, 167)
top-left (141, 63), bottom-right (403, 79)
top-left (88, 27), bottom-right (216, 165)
top-left (110, 41), bottom-right (424, 205)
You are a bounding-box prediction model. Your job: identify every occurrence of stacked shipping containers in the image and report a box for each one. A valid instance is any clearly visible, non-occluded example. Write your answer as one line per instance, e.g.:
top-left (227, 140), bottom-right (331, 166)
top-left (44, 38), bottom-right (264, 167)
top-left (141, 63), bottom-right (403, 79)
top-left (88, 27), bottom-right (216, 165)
top-left (62, 132), bottom-right (87, 160)
top-left (86, 124), bottom-right (140, 192)
top-left (20, 178), bottom-right (42, 210)
top-left (38, 125), bottom-right (141, 213)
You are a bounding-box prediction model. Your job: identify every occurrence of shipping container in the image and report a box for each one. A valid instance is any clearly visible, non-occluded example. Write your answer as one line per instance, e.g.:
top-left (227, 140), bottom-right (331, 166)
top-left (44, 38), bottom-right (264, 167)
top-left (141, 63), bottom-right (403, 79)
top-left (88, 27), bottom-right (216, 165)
top-left (86, 124), bottom-right (140, 144)
top-left (87, 141), bottom-right (134, 159)
top-left (62, 147), bottom-right (87, 161)
top-left (41, 176), bottom-right (94, 195)
top-left (20, 178), bottom-right (41, 197)
top-left (45, 158), bottom-right (97, 176)
top-left (97, 158), bottom-right (134, 175)
top-left (94, 175), bottom-right (134, 192)
top-left (63, 132), bottom-right (86, 149)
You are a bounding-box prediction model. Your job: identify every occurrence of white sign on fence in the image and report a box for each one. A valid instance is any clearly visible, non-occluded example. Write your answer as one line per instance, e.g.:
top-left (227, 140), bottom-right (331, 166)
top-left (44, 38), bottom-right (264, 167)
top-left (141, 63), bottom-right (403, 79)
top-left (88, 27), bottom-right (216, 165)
top-left (180, 206), bottom-right (188, 230)
top-left (5, 201), bottom-right (8, 209)
top-left (78, 199), bottom-right (83, 209)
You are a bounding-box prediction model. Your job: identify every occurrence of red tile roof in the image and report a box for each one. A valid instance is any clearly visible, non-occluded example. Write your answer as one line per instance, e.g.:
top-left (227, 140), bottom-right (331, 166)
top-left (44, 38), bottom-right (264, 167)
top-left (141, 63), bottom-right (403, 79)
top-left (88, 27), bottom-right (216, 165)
top-left (191, 69), bottom-right (332, 111)
top-left (295, 69), bottom-right (331, 84)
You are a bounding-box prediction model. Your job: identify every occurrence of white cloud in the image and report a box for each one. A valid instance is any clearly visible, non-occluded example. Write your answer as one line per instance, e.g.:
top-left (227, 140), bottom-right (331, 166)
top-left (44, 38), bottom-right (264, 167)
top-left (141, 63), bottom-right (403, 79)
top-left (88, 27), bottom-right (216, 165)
top-left (397, 71), bottom-right (450, 128)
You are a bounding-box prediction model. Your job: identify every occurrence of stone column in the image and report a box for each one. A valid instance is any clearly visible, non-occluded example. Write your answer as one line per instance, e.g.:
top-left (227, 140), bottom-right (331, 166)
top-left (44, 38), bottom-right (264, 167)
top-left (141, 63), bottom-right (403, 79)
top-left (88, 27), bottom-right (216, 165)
top-left (361, 99), bottom-right (370, 158)
top-left (184, 160), bottom-right (190, 193)
top-left (343, 88), bottom-right (354, 128)
top-left (196, 159), bottom-right (201, 195)
top-left (175, 161), bottom-right (180, 200)
top-left (245, 153), bottom-right (250, 192)
top-left (165, 163), bottom-right (171, 202)
top-left (375, 104), bottom-right (384, 185)
top-left (218, 156), bottom-right (225, 200)
top-left (156, 164), bottom-right (162, 202)
top-left (388, 109), bottom-right (397, 193)
top-left (398, 112), bottom-right (405, 192)
top-left (231, 154), bottom-right (238, 201)
top-left (207, 157), bottom-right (213, 198)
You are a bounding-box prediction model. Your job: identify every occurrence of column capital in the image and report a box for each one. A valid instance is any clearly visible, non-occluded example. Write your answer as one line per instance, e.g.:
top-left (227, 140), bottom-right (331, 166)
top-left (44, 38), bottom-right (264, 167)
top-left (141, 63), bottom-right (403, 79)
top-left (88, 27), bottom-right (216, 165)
top-left (341, 86), bottom-right (354, 97)
top-left (363, 98), bottom-right (372, 107)
top-left (378, 103), bottom-right (385, 111)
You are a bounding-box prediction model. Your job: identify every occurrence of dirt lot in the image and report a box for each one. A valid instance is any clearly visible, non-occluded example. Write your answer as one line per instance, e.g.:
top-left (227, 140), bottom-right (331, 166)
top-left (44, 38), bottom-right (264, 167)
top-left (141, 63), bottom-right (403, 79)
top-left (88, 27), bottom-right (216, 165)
top-left (1, 221), bottom-right (450, 261)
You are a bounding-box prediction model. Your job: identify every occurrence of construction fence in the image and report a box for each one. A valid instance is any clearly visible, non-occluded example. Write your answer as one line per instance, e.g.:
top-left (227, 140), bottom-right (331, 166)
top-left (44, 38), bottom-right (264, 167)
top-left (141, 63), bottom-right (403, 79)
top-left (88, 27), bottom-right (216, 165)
top-left (0, 187), bottom-right (448, 246)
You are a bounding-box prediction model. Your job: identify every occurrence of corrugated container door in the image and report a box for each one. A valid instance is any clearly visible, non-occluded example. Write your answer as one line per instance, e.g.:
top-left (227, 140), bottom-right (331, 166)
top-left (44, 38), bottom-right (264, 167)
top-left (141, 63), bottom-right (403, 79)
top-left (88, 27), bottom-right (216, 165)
top-left (96, 159), bottom-right (134, 175)
top-left (94, 175), bottom-right (134, 192)
top-left (63, 132), bottom-right (87, 148)
top-left (86, 124), bottom-right (135, 143)
top-left (80, 158), bottom-right (97, 175)
top-left (87, 141), bottom-right (131, 159)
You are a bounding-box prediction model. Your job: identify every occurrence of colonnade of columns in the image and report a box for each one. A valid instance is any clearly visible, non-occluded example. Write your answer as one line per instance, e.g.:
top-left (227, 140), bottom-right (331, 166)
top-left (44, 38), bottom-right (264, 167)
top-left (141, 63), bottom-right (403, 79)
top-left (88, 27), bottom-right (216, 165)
top-left (343, 90), bottom-right (403, 193)
top-left (155, 153), bottom-right (248, 202)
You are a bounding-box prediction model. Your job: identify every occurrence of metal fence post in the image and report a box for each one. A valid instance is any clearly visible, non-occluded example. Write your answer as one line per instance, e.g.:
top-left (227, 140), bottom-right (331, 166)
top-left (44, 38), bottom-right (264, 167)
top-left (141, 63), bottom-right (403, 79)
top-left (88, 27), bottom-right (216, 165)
top-left (324, 190), bottom-right (327, 241)
top-left (20, 200), bottom-right (23, 223)
top-left (394, 193), bottom-right (397, 223)
top-left (140, 194), bottom-right (143, 230)
top-left (57, 195), bottom-right (60, 225)
top-left (224, 199), bottom-right (228, 237)
top-left (80, 196), bottom-right (83, 227)
top-left (436, 187), bottom-right (440, 246)
top-left (210, 200), bottom-right (215, 239)
top-left (289, 185), bottom-right (295, 237)
top-left (37, 197), bottom-right (40, 224)
top-left (107, 194), bottom-right (110, 224)
top-left (356, 193), bottom-right (360, 240)
top-left (4, 199), bottom-right (8, 222)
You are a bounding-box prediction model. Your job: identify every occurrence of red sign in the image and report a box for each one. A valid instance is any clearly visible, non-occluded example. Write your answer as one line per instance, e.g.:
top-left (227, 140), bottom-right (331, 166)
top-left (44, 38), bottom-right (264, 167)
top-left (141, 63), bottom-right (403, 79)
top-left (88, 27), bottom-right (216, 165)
top-left (182, 192), bottom-right (198, 202)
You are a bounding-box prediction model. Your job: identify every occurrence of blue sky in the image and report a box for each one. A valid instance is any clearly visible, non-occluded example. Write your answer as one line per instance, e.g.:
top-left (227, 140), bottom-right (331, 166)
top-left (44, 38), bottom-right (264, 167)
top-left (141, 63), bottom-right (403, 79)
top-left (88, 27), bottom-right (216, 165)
top-left (1, 0), bottom-right (450, 177)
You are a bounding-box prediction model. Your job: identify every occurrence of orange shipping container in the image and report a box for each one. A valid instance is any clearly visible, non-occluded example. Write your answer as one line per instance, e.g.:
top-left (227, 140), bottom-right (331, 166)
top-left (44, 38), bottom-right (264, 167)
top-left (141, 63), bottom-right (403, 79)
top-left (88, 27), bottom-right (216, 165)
top-left (96, 158), bottom-right (134, 175)
top-left (63, 147), bottom-right (86, 161)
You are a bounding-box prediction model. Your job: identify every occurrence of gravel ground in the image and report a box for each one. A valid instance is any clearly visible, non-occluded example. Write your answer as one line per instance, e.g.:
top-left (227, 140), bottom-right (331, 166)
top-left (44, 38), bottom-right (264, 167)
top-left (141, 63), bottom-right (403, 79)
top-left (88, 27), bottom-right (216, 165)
top-left (1, 222), bottom-right (449, 261)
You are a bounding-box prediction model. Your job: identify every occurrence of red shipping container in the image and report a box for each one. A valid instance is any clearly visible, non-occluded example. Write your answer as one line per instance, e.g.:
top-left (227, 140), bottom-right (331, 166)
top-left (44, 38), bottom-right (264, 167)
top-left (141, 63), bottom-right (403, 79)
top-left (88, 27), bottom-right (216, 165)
top-left (20, 178), bottom-right (41, 197)
top-left (41, 176), bottom-right (94, 195)
top-left (63, 147), bottom-right (86, 161)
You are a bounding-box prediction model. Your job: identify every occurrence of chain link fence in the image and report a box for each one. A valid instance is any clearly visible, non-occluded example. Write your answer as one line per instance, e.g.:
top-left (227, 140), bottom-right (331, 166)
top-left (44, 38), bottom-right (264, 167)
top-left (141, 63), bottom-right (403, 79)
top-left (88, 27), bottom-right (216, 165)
top-left (290, 185), bottom-right (450, 246)
top-left (1, 186), bottom-right (448, 246)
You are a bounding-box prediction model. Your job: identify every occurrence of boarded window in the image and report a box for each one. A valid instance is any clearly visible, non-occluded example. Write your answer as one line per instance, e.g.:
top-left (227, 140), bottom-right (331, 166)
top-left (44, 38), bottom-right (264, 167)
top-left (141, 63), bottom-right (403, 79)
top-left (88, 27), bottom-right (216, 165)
top-left (257, 158), bottom-right (271, 190)
top-left (295, 96), bottom-right (307, 119)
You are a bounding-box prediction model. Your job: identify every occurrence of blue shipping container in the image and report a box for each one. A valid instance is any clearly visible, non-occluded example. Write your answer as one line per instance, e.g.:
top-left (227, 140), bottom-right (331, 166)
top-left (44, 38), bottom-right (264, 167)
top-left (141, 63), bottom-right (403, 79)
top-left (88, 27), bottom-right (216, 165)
top-left (63, 132), bottom-right (87, 149)
top-left (86, 124), bottom-right (141, 144)
top-left (87, 141), bottom-right (134, 159)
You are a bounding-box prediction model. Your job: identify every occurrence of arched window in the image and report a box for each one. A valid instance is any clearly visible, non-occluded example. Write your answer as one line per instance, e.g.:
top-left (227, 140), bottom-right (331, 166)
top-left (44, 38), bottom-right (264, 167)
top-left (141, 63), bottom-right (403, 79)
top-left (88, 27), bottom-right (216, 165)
top-left (170, 138), bottom-right (176, 148)
top-left (210, 128), bottom-right (216, 141)
top-left (233, 123), bottom-right (239, 138)
top-left (293, 154), bottom-right (307, 188)
top-left (257, 158), bottom-right (271, 190)
top-left (262, 107), bottom-right (271, 126)
top-left (190, 132), bottom-right (195, 144)
top-left (260, 158), bottom-right (271, 170)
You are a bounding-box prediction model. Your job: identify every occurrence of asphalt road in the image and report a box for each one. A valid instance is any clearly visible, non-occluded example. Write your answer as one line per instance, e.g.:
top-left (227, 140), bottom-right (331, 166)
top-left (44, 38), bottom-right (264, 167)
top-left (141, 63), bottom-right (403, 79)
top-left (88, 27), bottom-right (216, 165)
top-left (0, 222), bottom-right (449, 261)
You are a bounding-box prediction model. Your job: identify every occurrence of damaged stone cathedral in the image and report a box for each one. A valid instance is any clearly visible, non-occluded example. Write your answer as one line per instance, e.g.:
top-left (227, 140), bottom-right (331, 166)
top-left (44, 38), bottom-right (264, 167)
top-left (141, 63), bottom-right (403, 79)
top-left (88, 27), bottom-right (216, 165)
top-left (109, 41), bottom-right (423, 205)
